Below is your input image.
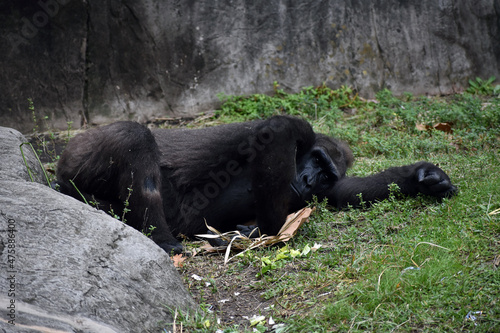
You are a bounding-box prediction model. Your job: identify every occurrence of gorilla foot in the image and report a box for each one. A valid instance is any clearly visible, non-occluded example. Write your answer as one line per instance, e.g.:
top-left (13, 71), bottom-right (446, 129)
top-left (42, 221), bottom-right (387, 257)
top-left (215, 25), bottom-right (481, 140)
top-left (207, 225), bottom-right (260, 247)
top-left (157, 241), bottom-right (184, 255)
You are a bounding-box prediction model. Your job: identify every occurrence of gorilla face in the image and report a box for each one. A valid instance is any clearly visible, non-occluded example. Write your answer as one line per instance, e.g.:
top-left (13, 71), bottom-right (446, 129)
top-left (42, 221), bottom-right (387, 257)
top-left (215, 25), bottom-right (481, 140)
top-left (290, 146), bottom-right (340, 206)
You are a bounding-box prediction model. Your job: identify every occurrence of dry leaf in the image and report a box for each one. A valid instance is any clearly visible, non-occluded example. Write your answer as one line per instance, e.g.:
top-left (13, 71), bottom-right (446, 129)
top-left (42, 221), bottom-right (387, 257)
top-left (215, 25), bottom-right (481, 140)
top-left (415, 123), bottom-right (431, 131)
top-left (359, 97), bottom-right (379, 104)
top-left (195, 207), bottom-right (315, 263)
top-left (171, 253), bottom-right (187, 268)
top-left (433, 122), bottom-right (453, 134)
top-left (416, 122), bottom-right (453, 134)
top-left (311, 243), bottom-right (322, 251)
top-left (481, 103), bottom-right (492, 111)
top-left (200, 243), bottom-right (219, 252)
top-left (488, 208), bottom-right (500, 216)
top-left (275, 207), bottom-right (315, 242)
top-left (494, 254), bottom-right (500, 268)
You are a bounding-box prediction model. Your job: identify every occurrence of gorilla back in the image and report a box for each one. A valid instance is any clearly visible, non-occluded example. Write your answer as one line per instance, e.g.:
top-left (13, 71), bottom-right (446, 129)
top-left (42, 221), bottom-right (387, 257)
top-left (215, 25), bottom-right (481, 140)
top-left (57, 116), bottom-right (457, 254)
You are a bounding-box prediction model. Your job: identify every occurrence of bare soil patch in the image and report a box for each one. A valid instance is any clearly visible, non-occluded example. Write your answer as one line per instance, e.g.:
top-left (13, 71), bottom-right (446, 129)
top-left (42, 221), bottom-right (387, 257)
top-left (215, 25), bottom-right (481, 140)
top-left (179, 250), bottom-right (275, 330)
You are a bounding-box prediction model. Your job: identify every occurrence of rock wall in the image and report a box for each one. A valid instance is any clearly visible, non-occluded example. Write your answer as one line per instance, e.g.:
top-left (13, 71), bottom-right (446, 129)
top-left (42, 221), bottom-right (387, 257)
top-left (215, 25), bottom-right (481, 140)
top-left (0, 126), bottom-right (195, 332)
top-left (0, 0), bottom-right (499, 132)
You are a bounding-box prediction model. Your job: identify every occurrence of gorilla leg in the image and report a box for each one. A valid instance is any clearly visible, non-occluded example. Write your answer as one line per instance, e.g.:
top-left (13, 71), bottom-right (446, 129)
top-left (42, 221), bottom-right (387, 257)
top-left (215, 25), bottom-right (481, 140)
top-left (57, 121), bottom-right (182, 254)
top-left (114, 145), bottom-right (182, 252)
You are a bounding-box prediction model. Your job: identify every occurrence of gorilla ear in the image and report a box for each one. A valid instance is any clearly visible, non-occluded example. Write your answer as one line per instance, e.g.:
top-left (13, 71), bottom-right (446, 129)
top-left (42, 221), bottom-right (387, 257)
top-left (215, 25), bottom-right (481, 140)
top-left (417, 168), bottom-right (426, 182)
top-left (314, 134), bottom-right (354, 173)
top-left (416, 166), bottom-right (443, 185)
top-left (338, 140), bottom-right (354, 169)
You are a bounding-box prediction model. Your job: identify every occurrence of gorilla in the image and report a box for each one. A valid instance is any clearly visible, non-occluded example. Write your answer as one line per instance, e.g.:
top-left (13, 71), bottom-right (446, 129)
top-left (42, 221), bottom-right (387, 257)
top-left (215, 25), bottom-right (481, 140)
top-left (56, 116), bottom-right (457, 254)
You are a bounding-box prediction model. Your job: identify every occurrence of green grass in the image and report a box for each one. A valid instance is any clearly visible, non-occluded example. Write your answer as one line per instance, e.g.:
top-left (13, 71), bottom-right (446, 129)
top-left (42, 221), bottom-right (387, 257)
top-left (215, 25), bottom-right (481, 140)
top-left (177, 84), bottom-right (500, 332)
top-left (286, 155), bottom-right (500, 332)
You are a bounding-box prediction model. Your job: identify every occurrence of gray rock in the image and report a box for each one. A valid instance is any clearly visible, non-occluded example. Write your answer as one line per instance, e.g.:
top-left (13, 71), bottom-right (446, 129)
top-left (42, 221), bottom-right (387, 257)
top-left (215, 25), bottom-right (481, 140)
top-left (0, 0), bottom-right (499, 132)
top-left (0, 127), bottom-right (195, 332)
top-left (0, 127), bottom-right (45, 184)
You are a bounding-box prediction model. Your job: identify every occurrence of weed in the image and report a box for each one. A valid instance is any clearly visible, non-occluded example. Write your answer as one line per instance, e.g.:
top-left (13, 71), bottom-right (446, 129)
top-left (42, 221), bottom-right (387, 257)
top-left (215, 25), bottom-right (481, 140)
top-left (28, 99), bottom-right (75, 182)
top-left (494, 84), bottom-right (500, 97)
top-left (257, 244), bottom-right (318, 278)
top-left (143, 225), bottom-right (157, 238)
top-left (216, 84), bottom-right (364, 123)
top-left (69, 179), bottom-right (89, 205)
top-left (121, 186), bottom-right (133, 224)
top-left (466, 76), bottom-right (497, 95)
top-left (29, 98), bottom-right (37, 134)
top-left (66, 121), bottom-right (73, 143)
top-left (19, 142), bottom-right (51, 186)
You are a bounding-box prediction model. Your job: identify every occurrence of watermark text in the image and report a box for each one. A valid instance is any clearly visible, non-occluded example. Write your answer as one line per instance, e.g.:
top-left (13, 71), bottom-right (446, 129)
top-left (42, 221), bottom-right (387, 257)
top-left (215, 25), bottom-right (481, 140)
top-left (3, 212), bottom-right (17, 326)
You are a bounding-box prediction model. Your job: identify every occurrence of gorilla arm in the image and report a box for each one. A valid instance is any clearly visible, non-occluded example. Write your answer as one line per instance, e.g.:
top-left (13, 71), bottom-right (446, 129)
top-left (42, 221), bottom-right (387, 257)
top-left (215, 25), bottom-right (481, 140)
top-left (250, 116), bottom-right (316, 235)
top-left (326, 161), bottom-right (458, 208)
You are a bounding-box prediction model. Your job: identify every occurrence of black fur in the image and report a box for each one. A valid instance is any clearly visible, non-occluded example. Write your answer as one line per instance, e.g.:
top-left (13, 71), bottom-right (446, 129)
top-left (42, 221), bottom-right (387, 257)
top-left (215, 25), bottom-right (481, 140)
top-left (56, 116), bottom-right (457, 254)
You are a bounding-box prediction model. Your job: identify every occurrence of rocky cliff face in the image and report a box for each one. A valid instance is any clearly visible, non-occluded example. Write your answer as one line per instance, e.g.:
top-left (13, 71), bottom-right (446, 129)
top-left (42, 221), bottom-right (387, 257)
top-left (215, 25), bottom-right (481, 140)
top-left (1, 0), bottom-right (499, 132)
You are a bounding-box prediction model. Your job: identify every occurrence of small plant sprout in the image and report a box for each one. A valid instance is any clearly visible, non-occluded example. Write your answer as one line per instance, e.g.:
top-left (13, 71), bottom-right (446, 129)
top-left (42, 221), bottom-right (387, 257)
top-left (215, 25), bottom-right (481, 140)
top-left (121, 186), bottom-right (133, 223)
top-left (466, 76), bottom-right (497, 95)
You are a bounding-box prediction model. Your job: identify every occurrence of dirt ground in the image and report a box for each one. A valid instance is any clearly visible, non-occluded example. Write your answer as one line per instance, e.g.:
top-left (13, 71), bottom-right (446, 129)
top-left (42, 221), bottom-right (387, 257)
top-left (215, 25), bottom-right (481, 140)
top-left (178, 248), bottom-right (277, 330)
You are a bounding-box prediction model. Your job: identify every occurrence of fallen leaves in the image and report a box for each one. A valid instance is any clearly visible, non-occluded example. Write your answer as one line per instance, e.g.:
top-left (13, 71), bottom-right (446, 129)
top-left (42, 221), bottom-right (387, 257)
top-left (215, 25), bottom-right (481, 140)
top-left (171, 207), bottom-right (315, 266)
top-left (416, 122), bottom-right (454, 134)
top-left (171, 254), bottom-right (187, 268)
top-left (204, 207), bottom-right (314, 264)
top-left (494, 255), bottom-right (500, 269)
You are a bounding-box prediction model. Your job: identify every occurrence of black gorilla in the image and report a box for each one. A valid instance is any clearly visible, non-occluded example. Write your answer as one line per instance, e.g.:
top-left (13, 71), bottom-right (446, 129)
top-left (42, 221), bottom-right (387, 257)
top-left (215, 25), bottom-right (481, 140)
top-left (56, 116), bottom-right (457, 253)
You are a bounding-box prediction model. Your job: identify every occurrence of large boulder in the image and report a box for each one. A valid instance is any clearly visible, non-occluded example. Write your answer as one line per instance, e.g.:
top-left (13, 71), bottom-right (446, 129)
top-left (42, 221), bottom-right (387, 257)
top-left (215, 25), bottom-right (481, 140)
top-left (0, 0), bottom-right (499, 132)
top-left (0, 127), bottom-right (46, 184)
top-left (0, 126), bottom-right (195, 332)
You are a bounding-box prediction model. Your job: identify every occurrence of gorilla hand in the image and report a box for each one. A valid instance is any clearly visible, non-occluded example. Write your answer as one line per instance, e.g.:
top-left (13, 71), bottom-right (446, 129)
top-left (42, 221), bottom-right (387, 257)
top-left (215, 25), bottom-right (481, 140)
top-left (415, 163), bottom-right (457, 198)
top-left (207, 225), bottom-right (260, 247)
